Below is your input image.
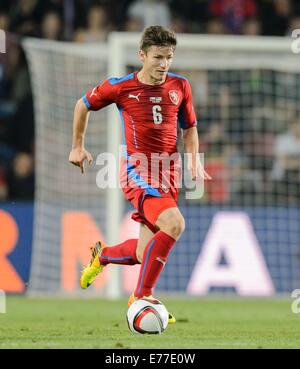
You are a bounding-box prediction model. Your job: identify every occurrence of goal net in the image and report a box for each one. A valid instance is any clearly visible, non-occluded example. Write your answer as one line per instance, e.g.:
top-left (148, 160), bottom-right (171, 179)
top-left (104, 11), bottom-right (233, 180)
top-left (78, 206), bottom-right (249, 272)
top-left (23, 39), bottom-right (123, 296)
top-left (23, 33), bottom-right (300, 297)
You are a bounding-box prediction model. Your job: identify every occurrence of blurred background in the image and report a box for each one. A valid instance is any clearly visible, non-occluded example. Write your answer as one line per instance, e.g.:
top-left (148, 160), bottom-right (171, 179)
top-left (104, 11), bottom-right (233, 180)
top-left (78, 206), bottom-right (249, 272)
top-left (2, 0), bottom-right (300, 203)
top-left (1, 0), bottom-right (300, 298)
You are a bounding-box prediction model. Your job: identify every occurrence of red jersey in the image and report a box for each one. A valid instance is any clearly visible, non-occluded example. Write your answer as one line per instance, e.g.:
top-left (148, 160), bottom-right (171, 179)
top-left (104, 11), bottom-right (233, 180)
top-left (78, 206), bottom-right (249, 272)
top-left (83, 71), bottom-right (197, 156)
top-left (83, 71), bottom-right (197, 199)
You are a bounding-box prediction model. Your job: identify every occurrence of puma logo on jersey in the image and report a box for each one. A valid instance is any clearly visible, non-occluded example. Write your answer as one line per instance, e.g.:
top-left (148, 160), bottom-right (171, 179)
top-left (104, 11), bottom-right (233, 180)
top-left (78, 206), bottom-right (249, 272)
top-left (91, 87), bottom-right (97, 97)
top-left (128, 93), bottom-right (141, 101)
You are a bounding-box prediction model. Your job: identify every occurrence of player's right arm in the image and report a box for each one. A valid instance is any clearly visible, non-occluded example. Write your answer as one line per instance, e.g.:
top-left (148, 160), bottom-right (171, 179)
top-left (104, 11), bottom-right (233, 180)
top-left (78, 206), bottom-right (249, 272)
top-left (69, 99), bottom-right (93, 174)
top-left (69, 80), bottom-right (119, 173)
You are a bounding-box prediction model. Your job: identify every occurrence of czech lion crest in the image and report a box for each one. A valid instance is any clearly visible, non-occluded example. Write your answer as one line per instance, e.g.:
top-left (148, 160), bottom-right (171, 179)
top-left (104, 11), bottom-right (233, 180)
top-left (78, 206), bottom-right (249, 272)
top-left (168, 90), bottom-right (180, 105)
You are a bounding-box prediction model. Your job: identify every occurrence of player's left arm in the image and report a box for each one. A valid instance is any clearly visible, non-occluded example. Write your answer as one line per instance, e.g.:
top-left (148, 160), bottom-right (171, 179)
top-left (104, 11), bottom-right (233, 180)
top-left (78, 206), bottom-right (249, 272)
top-left (180, 80), bottom-right (211, 181)
top-left (183, 127), bottom-right (211, 181)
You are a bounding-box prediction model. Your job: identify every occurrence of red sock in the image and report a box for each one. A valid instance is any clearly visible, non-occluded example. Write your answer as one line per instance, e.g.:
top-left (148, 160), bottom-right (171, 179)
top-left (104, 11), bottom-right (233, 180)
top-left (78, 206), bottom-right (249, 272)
top-left (100, 239), bottom-right (139, 266)
top-left (134, 231), bottom-right (176, 298)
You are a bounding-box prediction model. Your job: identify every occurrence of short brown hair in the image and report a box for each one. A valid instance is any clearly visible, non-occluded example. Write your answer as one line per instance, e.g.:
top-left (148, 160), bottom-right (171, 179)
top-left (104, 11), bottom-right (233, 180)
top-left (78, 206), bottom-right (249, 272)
top-left (140, 25), bottom-right (177, 52)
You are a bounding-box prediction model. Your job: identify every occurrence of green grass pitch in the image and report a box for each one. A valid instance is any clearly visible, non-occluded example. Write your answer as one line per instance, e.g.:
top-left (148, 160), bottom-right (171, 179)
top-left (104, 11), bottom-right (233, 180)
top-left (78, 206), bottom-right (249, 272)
top-left (0, 296), bottom-right (299, 348)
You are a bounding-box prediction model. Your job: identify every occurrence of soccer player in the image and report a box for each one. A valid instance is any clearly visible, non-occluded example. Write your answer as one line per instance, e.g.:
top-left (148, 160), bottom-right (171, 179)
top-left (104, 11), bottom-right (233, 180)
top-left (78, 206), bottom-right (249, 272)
top-left (69, 25), bottom-right (211, 323)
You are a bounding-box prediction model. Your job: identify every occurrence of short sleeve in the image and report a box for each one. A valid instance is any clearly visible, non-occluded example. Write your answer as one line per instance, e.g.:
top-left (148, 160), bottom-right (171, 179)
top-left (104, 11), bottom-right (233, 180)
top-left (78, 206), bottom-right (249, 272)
top-left (178, 79), bottom-right (197, 130)
top-left (82, 79), bottom-right (119, 111)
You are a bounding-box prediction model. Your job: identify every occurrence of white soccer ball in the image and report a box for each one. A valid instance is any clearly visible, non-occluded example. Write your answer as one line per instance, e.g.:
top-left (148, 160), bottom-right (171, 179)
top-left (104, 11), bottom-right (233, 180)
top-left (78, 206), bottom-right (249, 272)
top-left (126, 298), bottom-right (169, 334)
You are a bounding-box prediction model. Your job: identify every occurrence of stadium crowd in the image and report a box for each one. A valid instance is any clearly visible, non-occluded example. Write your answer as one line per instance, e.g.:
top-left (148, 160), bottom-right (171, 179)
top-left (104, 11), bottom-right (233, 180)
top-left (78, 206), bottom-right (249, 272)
top-left (1, 0), bottom-right (300, 203)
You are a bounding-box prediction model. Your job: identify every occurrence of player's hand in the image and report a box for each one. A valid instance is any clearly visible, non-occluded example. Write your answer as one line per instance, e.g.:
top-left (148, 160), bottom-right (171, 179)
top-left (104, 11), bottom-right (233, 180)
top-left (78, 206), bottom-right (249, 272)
top-left (188, 153), bottom-right (212, 181)
top-left (69, 147), bottom-right (93, 174)
top-left (197, 163), bottom-right (212, 181)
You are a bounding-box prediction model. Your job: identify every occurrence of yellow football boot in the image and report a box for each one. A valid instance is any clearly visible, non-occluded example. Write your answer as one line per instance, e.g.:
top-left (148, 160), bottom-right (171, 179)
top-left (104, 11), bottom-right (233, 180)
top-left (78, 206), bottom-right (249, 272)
top-left (80, 241), bottom-right (107, 289)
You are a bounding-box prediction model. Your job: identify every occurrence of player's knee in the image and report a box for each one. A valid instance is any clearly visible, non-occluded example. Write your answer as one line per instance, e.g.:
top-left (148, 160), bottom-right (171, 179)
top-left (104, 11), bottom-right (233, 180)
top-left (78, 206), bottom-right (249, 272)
top-left (171, 216), bottom-right (185, 239)
top-left (156, 211), bottom-right (185, 240)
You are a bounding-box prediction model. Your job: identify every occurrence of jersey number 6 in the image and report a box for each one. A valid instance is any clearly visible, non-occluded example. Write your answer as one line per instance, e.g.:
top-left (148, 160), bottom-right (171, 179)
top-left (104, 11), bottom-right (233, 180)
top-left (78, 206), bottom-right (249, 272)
top-left (152, 105), bottom-right (163, 124)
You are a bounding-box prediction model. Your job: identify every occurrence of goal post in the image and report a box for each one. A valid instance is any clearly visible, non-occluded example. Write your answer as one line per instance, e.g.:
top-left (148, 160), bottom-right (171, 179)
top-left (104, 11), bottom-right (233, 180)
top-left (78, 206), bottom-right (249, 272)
top-left (23, 33), bottom-right (300, 297)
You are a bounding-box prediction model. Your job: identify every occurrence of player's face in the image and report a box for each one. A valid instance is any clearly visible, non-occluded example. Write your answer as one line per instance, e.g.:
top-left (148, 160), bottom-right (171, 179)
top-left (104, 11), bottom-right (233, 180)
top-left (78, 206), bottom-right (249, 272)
top-left (139, 46), bottom-right (174, 83)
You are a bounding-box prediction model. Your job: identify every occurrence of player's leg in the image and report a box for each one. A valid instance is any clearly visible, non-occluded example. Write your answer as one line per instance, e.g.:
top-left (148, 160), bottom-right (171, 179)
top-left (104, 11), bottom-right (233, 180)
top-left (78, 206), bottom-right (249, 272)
top-left (134, 206), bottom-right (184, 298)
top-left (155, 207), bottom-right (185, 240)
top-left (129, 221), bottom-right (177, 324)
top-left (80, 218), bottom-right (156, 289)
top-left (80, 238), bottom-right (141, 289)
top-left (100, 239), bottom-right (140, 266)
top-left (80, 188), bottom-right (157, 289)
top-left (136, 223), bottom-right (155, 263)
